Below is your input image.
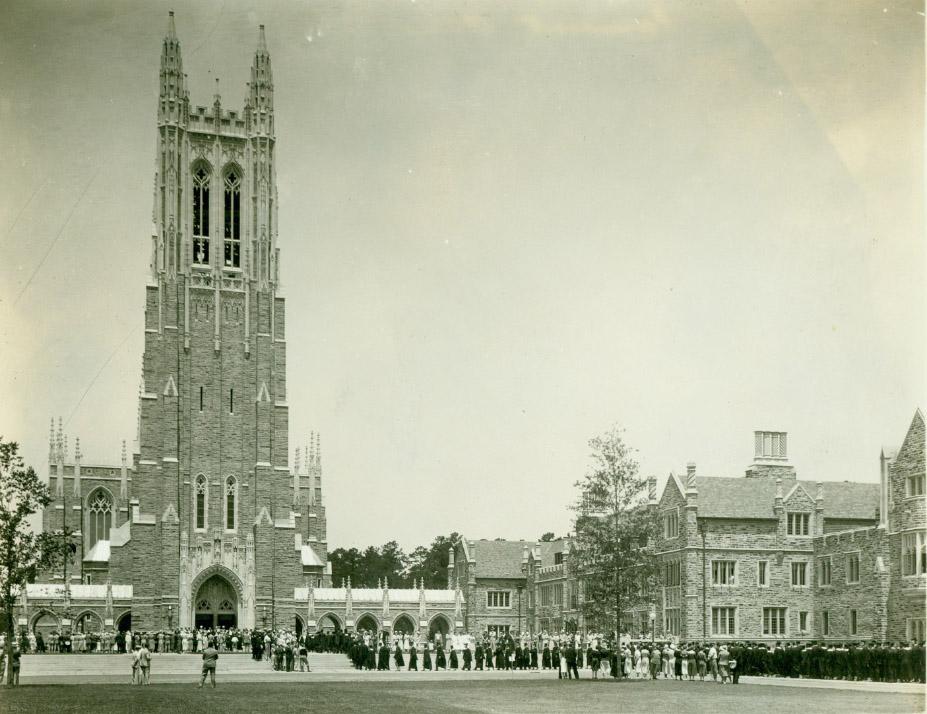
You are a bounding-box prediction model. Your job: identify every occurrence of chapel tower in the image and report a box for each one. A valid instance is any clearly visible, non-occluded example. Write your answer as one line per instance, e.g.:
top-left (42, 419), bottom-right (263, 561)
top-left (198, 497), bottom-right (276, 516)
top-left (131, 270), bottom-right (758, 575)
top-left (132, 12), bottom-right (326, 629)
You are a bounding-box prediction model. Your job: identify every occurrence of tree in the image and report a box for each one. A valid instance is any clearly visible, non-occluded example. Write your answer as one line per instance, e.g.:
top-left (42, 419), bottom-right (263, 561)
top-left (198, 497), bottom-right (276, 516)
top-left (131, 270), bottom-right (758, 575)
top-left (406, 532), bottom-right (459, 588)
top-left (0, 439), bottom-right (66, 685)
top-left (540, 532), bottom-right (555, 542)
top-left (570, 426), bottom-right (659, 640)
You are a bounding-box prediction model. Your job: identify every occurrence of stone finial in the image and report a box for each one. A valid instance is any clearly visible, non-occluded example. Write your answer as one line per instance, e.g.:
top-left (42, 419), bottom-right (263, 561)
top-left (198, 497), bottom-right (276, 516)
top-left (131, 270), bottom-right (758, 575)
top-left (647, 476), bottom-right (657, 503)
top-left (257, 24), bottom-right (267, 52)
top-left (816, 481), bottom-right (824, 504)
top-left (775, 477), bottom-right (783, 500)
top-left (294, 447), bottom-right (301, 475)
top-left (346, 576), bottom-right (351, 589)
top-left (315, 432), bottom-right (321, 468)
top-left (686, 463), bottom-right (697, 490)
top-left (341, 578), bottom-right (346, 588)
top-left (73, 437), bottom-right (82, 496)
top-left (308, 433), bottom-right (315, 467)
top-left (119, 440), bottom-right (128, 501)
top-left (56, 417), bottom-right (64, 460)
top-left (48, 418), bottom-right (55, 461)
top-left (166, 10), bottom-right (176, 39)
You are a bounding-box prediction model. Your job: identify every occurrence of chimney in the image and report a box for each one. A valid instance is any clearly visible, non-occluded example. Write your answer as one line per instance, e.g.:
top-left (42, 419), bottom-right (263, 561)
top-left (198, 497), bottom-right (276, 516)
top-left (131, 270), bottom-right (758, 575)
top-left (686, 462), bottom-right (697, 491)
top-left (746, 430), bottom-right (796, 480)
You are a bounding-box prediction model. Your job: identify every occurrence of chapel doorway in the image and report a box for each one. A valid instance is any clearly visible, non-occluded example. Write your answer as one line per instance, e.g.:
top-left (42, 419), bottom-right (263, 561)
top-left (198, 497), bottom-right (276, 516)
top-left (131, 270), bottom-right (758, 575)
top-left (194, 573), bottom-right (238, 629)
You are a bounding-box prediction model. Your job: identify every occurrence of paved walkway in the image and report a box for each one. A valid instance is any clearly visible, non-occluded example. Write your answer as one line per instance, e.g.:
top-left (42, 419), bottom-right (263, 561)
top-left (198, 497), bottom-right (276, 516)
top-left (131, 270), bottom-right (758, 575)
top-left (12, 654), bottom-right (925, 694)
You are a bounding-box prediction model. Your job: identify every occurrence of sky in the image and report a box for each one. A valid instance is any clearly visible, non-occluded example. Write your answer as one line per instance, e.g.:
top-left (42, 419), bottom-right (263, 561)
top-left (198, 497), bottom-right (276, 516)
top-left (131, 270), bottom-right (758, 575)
top-left (0, 0), bottom-right (924, 551)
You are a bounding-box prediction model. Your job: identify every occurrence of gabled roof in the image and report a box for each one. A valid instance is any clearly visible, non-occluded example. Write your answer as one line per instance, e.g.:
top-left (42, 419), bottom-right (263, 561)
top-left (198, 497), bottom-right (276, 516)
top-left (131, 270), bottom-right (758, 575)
top-left (467, 539), bottom-right (531, 579)
top-left (693, 476), bottom-right (878, 521)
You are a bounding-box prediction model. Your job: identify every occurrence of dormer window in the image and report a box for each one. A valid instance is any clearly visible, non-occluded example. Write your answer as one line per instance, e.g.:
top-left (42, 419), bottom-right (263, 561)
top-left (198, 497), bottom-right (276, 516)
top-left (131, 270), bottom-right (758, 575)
top-left (787, 512), bottom-right (810, 536)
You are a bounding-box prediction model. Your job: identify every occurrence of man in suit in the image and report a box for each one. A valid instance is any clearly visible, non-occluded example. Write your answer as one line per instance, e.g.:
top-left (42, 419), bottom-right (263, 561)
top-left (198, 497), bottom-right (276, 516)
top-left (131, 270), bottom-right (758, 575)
top-left (565, 643), bottom-right (579, 680)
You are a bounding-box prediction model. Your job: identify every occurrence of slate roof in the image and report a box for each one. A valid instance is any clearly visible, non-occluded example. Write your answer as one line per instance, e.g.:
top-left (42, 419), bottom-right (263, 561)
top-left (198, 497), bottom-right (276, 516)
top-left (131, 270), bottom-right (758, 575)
top-left (468, 539), bottom-right (532, 579)
top-left (693, 476), bottom-right (879, 521)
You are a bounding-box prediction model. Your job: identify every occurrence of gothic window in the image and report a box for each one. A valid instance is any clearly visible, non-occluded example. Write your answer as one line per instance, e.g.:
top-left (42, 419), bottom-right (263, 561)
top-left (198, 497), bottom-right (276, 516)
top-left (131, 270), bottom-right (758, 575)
top-left (86, 490), bottom-right (113, 551)
top-left (225, 476), bottom-right (237, 531)
top-left (197, 599), bottom-right (212, 612)
top-left (223, 170), bottom-right (241, 268)
top-left (218, 599), bottom-right (234, 612)
top-left (195, 475), bottom-right (207, 530)
top-left (192, 166), bottom-right (210, 265)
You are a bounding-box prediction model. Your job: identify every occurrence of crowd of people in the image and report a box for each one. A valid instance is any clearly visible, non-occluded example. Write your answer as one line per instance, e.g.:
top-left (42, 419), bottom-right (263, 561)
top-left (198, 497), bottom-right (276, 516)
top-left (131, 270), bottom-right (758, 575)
top-left (1, 625), bottom-right (923, 687)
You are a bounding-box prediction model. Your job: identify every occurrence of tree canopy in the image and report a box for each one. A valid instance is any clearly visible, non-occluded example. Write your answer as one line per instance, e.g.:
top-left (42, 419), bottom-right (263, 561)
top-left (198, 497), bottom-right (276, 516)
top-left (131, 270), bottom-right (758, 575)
top-left (570, 426), bottom-right (659, 637)
top-left (328, 532), bottom-right (460, 589)
top-left (0, 438), bottom-right (71, 685)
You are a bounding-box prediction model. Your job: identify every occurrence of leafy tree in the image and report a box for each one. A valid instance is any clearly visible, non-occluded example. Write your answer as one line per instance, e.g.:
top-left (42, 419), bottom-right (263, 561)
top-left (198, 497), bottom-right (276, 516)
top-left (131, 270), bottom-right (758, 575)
top-left (540, 532), bottom-right (555, 542)
top-left (406, 532), bottom-right (459, 588)
top-left (570, 426), bottom-right (659, 639)
top-left (1, 439), bottom-right (69, 685)
top-left (328, 541), bottom-right (410, 588)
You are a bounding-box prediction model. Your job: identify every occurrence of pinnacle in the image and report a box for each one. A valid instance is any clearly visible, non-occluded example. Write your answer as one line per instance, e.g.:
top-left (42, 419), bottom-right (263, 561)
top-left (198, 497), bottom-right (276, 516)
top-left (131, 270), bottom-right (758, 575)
top-left (167, 10), bottom-right (176, 39)
top-left (257, 24), bottom-right (267, 52)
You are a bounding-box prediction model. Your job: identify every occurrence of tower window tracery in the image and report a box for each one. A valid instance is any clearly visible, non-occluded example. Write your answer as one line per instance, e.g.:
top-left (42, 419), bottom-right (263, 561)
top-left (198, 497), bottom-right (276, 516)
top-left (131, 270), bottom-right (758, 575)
top-left (192, 166), bottom-right (210, 265)
top-left (225, 476), bottom-right (238, 531)
top-left (86, 490), bottom-right (113, 551)
top-left (195, 475), bottom-right (208, 530)
top-left (223, 170), bottom-right (241, 268)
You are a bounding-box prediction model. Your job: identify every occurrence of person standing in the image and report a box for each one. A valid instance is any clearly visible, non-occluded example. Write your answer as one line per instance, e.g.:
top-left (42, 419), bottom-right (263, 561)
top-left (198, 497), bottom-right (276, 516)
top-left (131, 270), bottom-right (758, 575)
top-left (394, 641), bottom-right (405, 670)
top-left (462, 643), bottom-right (472, 671)
top-left (138, 641), bottom-right (152, 685)
top-left (198, 642), bottom-right (219, 688)
top-left (408, 642), bottom-right (418, 671)
top-left (9, 644), bottom-right (21, 686)
top-left (708, 643), bottom-right (718, 681)
top-left (566, 643), bottom-right (579, 680)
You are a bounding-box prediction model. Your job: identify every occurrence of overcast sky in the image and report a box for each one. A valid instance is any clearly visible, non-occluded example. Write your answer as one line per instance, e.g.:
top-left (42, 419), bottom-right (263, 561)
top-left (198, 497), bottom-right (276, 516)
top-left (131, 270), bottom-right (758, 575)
top-left (0, 1), bottom-right (923, 551)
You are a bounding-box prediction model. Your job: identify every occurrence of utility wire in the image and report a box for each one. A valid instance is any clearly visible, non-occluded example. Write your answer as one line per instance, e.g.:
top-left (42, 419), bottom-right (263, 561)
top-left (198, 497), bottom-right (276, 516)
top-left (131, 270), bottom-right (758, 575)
top-left (65, 327), bottom-right (134, 427)
top-left (13, 166), bottom-right (101, 308)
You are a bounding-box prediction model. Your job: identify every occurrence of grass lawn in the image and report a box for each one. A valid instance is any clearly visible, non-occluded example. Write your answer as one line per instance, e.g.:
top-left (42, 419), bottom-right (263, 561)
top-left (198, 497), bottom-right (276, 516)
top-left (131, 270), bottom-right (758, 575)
top-left (0, 679), bottom-right (922, 714)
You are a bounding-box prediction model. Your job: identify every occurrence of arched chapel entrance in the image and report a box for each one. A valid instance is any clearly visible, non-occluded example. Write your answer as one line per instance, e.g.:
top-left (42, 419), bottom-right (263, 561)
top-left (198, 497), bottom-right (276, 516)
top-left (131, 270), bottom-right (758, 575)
top-left (194, 573), bottom-right (238, 630)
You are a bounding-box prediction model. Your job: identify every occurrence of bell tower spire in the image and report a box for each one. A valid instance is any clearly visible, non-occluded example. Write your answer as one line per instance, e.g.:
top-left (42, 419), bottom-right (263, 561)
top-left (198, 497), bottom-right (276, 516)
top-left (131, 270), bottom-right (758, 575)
top-left (159, 11), bottom-right (187, 125)
top-left (248, 24), bottom-right (274, 135)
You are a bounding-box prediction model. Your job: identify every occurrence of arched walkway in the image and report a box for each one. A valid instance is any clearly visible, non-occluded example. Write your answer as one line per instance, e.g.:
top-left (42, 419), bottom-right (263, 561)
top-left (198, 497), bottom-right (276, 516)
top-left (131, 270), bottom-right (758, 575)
top-left (75, 610), bottom-right (104, 634)
top-left (392, 614), bottom-right (415, 634)
top-left (317, 613), bottom-right (342, 631)
top-left (355, 613), bottom-right (379, 634)
top-left (116, 611), bottom-right (132, 632)
top-left (31, 610), bottom-right (59, 639)
top-left (429, 614), bottom-right (451, 639)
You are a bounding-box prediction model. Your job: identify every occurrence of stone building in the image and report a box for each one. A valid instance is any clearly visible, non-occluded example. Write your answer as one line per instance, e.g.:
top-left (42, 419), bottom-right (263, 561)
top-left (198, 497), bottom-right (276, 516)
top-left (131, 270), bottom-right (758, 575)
top-left (812, 409), bottom-right (925, 642)
top-left (449, 539), bottom-right (535, 637)
top-left (20, 13), bottom-right (455, 640)
top-left (651, 413), bottom-right (925, 643)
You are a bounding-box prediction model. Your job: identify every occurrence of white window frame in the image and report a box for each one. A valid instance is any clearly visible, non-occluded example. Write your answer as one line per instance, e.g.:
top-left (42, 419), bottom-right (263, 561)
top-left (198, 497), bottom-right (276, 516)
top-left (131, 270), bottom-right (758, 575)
top-left (906, 472), bottom-right (925, 497)
top-left (711, 559), bottom-right (737, 586)
top-left (798, 610), bottom-right (810, 633)
top-left (906, 617), bottom-right (925, 642)
top-left (846, 551), bottom-right (860, 584)
top-left (711, 606), bottom-right (737, 636)
top-left (787, 512), bottom-right (810, 536)
top-left (817, 556), bottom-right (831, 587)
top-left (486, 591), bottom-right (511, 609)
top-left (663, 508), bottom-right (680, 539)
top-left (901, 531), bottom-right (926, 576)
top-left (224, 475), bottom-right (238, 532)
top-left (757, 560), bottom-right (769, 587)
top-left (194, 474), bottom-right (208, 532)
top-left (763, 607), bottom-right (788, 636)
top-left (791, 561), bottom-right (808, 587)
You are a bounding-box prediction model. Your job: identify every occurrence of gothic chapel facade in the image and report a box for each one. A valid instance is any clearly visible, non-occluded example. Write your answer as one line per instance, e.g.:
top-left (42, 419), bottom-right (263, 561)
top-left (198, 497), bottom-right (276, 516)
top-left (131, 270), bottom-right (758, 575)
top-left (31, 14), bottom-right (334, 634)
